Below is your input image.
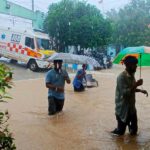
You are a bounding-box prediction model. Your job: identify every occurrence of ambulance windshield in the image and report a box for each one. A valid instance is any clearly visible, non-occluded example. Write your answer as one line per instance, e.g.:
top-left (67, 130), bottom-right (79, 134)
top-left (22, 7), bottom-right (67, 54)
top-left (36, 38), bottom-right (50, 50)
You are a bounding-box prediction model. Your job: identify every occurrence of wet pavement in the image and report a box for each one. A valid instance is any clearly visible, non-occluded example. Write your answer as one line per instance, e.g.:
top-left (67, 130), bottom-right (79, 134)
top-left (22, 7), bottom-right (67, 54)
top-left (0, 58), bottom-right (47, 80)
top-left (1, 61), bottom-right (150, 150)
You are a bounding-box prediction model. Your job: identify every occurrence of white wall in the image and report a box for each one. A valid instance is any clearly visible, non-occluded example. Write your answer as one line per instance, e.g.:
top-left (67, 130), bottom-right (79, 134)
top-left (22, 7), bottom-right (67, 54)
top-left (0, 14), bottom-right (32, 29)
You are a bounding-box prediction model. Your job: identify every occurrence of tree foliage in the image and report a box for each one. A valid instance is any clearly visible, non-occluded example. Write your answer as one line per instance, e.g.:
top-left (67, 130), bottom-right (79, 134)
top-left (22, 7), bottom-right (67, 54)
top-left (0, 63), bottom-right (16, 150)
top-left (106, 0), bottom-right (150, 48)
top-left (44, 0), bottom-right (112, 52)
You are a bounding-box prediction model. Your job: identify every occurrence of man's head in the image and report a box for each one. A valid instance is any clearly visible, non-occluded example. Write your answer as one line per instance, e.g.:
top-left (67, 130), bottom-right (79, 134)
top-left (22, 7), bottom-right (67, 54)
top-left (123, 56), bottom-right (138, 74)
top-left (53, 59), bottom-right (63, 70)
top-left (82, 64), bottom-right (87, 70)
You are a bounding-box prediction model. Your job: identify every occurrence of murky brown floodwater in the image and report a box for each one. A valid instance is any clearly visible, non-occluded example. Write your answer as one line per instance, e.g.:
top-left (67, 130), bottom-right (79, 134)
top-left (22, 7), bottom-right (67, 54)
top-left (1, 66), bottom-right (150, 150)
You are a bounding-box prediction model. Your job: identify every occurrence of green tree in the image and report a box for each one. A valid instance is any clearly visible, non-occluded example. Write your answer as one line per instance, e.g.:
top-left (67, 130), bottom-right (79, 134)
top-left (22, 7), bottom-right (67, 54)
top-left (44, 0), bottom-right (112, 53)
top-left (107, 0), bottom-right (150, 49)
top-left (0, 63), bottom-right (16, 150)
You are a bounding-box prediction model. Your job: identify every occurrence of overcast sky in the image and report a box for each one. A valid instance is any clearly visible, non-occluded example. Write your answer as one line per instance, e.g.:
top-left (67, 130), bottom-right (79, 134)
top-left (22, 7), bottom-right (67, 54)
top-left (9, 0), bottom-right (131, 13)
top-left (1, 1), bottom-right (131, 32)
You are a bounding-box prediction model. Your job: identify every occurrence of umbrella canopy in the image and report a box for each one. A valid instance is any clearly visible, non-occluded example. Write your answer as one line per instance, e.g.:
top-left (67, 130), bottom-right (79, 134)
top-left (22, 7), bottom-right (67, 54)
top-left (81, 55), bottom-right (100, 67)
top-left (48, 53), bottom-right (100, 67)
top-left (113, 46), bottom-right (150, 66)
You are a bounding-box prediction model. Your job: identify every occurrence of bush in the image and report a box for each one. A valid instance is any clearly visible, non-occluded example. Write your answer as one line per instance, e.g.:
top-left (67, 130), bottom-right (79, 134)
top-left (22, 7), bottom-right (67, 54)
top-left (0, 63), bottom-right (16, 150)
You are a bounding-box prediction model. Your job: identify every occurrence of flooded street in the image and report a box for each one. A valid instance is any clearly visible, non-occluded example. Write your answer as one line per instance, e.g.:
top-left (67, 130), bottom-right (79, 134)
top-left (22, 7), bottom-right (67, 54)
top-left (0, 0), bottom-right (149, 149)
top-left (0, 58), bottom-right (46, 80)
top-left (1, 64), bottom-right (150, 150)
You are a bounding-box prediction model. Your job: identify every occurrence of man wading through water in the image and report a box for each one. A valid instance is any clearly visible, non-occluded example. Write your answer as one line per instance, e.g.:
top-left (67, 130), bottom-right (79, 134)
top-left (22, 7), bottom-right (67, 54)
top-left (111, 56), bottom-right (148, 136)
top-left (73, 64), bottom-right (87, 92)
top-left (45, 59), bottom-right (71, 115)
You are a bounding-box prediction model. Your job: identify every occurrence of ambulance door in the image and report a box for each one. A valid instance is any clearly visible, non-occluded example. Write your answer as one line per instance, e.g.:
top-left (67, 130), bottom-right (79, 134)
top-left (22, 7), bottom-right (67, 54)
top-left (2, 31), bottom-right (22, 61)
top-left (9, 32), bottom-right (22, 62)
top-left (24, 36), bottom-right (39, 71)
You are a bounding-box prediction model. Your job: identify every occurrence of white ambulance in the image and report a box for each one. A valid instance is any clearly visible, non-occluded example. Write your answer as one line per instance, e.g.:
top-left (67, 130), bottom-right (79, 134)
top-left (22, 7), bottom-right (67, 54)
top-left (0, 26), bottom-right (55, 71)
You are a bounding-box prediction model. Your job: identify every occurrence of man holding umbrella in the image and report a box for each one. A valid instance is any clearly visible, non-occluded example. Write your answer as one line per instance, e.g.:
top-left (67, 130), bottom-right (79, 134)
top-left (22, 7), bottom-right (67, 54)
top-left (111, 56), bottom-right (148, 136)
top-left (73, 64), bottom-right (87, 92)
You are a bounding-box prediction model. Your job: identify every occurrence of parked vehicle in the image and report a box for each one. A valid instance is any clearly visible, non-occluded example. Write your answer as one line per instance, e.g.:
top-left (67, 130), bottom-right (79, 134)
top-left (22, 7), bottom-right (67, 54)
top-left (0, 26), bottom-right (55, 71)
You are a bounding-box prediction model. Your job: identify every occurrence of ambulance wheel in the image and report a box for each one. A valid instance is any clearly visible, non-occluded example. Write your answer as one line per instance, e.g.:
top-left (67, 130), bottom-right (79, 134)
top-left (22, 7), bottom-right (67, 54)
top-left (28, 60), bottom-right (39, 72)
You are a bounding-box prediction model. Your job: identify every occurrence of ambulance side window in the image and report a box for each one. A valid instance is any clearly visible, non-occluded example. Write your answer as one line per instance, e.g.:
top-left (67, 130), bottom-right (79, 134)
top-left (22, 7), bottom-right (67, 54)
top-left (25, 37), bottom-right (35, 49)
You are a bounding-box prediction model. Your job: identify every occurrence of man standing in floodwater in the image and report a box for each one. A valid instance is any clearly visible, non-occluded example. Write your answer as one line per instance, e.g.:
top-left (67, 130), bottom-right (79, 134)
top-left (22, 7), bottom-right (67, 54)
top-left (111, 56), bottom-right (148, 136)
top-left (45, 59), bottom-right (71, 115)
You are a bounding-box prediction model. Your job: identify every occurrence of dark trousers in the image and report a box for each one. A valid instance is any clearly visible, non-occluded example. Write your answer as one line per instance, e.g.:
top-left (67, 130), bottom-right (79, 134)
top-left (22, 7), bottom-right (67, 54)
top-left (74, 84), bottom-right (85, 92)
top-left (48, 96), bottom-right (64, 115)
top-left (116, 112), bottom-right (138, 135)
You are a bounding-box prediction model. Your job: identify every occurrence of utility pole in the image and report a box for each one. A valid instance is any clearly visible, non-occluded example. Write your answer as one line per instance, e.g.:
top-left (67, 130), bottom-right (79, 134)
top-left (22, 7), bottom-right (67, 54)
top-left (32, 0), bottom-right (34, 12)
top-left (32, 0), bottom-right (34, 28)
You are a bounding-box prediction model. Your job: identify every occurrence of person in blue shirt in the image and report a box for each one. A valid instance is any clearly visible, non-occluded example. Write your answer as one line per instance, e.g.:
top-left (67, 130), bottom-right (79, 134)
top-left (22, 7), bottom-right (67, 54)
top-left (45, 59), bottom-right (71, 115)
top-left (73, 64), bottom-right (87, 92)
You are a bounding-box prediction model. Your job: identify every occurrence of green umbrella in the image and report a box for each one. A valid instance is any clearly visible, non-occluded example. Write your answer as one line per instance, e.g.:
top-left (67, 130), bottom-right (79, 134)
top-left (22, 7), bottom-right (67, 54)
top-left (113, 46), bottom-right (150, 78)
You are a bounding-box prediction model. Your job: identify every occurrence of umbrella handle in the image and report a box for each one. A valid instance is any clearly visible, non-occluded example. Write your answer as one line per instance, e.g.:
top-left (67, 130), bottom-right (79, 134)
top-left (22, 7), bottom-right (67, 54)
top-left (139, 53), bottom-right (142, 79)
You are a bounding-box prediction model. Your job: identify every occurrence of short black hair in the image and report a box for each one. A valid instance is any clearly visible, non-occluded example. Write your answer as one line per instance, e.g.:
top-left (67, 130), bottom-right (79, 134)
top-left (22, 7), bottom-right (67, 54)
top-left (82, 64), bottom-right (87, 68)
top-left (123, 56), bottom-right (138, 65)
top-left (53, 59), bottom-right (63, 63)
